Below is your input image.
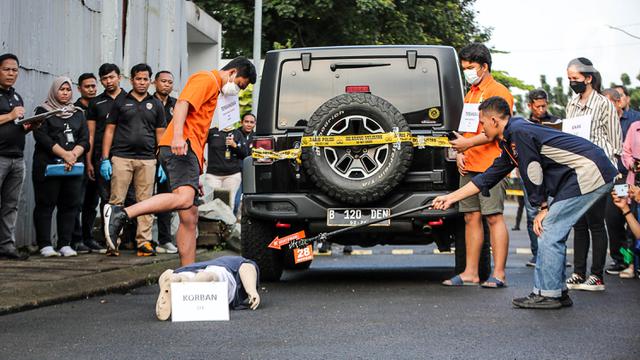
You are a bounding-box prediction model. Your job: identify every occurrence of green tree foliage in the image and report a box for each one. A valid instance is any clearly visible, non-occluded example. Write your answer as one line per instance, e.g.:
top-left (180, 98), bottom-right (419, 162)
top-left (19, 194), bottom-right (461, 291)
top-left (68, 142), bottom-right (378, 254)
top-left (491, 70), bottom-right (534, 114)
top-left (194, 0), bottom-right (491, 58)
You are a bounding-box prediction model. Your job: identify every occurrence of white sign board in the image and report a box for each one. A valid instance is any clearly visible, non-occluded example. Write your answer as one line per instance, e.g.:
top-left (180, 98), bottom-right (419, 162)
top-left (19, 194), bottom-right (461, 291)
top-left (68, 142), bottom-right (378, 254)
top-left (216, 95), bottom-right (241, 130)
top-left (458, 103), bottom-right (480, 133)
top-left (561, 115), bottom-right (592, 140)
top-left (171, 281), bottom-right (229, 322)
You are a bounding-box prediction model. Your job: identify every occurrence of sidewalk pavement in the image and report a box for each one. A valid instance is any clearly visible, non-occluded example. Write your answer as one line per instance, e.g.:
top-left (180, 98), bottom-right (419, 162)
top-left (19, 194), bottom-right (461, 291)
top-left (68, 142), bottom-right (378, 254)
top-left (0, 248), bottom-right (237, 315)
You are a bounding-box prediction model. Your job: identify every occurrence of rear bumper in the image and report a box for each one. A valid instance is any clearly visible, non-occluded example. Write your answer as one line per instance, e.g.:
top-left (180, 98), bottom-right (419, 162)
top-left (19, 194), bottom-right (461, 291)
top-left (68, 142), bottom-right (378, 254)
top-left (243, 192), bottom-right (459, 234)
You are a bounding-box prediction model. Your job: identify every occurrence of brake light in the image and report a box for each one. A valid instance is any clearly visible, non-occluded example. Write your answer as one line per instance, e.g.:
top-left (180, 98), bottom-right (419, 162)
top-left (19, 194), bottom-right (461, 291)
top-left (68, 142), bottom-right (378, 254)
top-left (345, 85), bottom-right (370, 93)
top-left (253, 137), bottom-right (274, 150)
top-left (428, 219), bottom-right (444, 226)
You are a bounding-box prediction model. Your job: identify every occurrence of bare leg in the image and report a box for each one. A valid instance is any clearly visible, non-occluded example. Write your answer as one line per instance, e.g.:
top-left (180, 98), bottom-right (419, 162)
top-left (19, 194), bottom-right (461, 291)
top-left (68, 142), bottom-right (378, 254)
top-left (176, 205), bottom-right (198, 266)
top-left (459, 211), bottom-right (483, 283)
top-left (486, 213), bottom-right (509, 281)
top-left (125, 186), bottom-right (195, 218)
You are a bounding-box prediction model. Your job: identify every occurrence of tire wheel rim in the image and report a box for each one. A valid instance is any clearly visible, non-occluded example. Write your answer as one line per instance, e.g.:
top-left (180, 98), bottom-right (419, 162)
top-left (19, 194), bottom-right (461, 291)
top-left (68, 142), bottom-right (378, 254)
top-left (323, 115), bottom-right (389, 180)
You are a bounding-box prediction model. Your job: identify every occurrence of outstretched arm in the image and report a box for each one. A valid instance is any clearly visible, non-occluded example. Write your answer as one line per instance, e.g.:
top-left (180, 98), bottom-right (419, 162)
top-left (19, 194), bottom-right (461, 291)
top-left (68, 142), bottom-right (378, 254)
top-left (238, 263), bottom-right (260, 310)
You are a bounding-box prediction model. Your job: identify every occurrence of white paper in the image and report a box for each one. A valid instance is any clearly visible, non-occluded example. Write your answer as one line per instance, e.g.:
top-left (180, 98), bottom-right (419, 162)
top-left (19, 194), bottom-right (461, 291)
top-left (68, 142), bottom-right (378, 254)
top-left (171, 281), bottom-right (229, 322)
top-left (458, 103), bottom-right (480, 133)
top-left (561, 115), bottom-right (592, 140)
top-left (216, 94), bottom-right (241, 130)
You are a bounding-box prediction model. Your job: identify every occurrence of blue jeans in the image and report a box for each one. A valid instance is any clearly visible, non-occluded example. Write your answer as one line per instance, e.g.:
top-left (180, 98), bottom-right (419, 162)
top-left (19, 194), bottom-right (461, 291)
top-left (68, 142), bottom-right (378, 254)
top-left (533, 182), bottom-right (612, 298)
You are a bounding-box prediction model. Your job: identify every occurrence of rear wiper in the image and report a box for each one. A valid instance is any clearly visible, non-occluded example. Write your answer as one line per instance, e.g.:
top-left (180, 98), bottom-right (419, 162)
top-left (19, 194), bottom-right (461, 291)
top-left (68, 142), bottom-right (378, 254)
top-left (329, 62), bottom-right (390, 72)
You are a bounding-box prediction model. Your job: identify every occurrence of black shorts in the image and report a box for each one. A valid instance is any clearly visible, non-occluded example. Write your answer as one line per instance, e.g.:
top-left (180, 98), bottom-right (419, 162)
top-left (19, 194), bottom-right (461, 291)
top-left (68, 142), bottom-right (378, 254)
top-left (158, 146), bottom-right (200, 196)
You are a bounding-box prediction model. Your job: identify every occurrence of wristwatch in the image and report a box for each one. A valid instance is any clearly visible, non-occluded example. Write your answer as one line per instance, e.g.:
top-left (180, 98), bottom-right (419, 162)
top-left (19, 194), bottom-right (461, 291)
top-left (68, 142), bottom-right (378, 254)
top-left (538, 204), bottom-right (548, 211)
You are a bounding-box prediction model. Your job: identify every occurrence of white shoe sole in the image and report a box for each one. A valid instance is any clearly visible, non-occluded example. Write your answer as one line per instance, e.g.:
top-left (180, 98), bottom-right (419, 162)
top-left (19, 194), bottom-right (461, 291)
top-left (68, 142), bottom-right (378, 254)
top-left (156, 247), bottom-right (178, 254)
top-left (574, 284), bottom-right (605, 291)
top-left (156, 269), bottom-right (174, 321)
top-left (103, 205), bottom-right (119, 251)
top-left (566, 283), bottom-right (582, 290)
top-left (41, 252), bottom-right (60, 257)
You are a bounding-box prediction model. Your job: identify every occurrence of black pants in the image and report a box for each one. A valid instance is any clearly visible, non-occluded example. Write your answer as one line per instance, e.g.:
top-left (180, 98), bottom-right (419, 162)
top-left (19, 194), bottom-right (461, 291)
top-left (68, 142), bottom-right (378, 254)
top-left (605, 194), bottom-right (629, 264)
top-left (71, 177), bottom-right (87, 245)
top-left (81, 159), bottom-right (110, 244)
top-left (33, 175), bottom-right (83, 249)
top-left (514, 196), bottom-right (524, 229)
top-left (573, 195), bottom-right (608, 278)
top-left (156, 178), bottom-right (173, 245)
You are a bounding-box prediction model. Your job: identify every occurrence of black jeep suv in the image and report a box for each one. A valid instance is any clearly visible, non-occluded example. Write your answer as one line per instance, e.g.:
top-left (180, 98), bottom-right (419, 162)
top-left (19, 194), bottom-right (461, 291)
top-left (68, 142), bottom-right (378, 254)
top-left (242, 45), bottom-right (482, 281)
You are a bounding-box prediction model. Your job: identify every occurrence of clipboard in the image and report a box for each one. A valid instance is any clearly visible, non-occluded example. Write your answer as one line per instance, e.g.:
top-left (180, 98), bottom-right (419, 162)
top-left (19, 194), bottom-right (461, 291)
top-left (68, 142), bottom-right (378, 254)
top-left (44, 163), bottom-right (85, 177)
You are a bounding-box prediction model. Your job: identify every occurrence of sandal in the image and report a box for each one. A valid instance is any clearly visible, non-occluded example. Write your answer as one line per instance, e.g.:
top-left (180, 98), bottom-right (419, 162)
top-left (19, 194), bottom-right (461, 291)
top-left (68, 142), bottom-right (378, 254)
top-left (480, 276), bottom-right (506, 288)
top-left (442, 274), bottom-right (479, 286)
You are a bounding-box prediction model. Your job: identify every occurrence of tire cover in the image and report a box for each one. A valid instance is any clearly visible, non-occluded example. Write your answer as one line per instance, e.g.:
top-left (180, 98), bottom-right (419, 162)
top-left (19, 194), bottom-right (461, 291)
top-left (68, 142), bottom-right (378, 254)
top-left (301, 93), bottom-right (413, 204)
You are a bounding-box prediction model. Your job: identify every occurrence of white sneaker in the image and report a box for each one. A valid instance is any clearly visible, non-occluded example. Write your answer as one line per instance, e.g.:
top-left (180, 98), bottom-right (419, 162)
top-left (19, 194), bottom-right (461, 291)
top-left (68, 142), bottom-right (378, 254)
top-left (620, 265), bottom-right (635, 279)
top-left (40, 246), bottom-right (60, 257)
top-left (58, 246), bottom-right (78, 257)
top-left (156, 242), bottom-right (178, 254)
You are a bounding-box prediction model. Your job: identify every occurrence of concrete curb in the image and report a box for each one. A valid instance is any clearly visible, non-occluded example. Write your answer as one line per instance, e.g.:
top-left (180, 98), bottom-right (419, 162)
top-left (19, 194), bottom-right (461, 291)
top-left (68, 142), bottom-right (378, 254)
top-left (0, 250), bottom-right (237, 315)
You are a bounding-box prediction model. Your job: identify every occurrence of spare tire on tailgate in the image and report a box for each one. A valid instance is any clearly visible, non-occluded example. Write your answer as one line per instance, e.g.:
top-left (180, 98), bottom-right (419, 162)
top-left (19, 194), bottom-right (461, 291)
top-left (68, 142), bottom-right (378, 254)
top-left (301, 93), bottom-right (413, 204)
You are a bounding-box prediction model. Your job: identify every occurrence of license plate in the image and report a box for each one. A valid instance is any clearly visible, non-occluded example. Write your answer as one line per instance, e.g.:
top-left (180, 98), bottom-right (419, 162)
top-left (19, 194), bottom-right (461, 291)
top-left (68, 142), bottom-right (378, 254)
top-left (327, 208), bottom-right (391, 227)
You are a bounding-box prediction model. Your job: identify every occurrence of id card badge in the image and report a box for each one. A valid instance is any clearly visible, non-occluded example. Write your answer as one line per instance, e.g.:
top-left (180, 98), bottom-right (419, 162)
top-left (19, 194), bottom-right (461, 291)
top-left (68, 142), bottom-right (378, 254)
top-left (458, 103), bottom-right (481, 133)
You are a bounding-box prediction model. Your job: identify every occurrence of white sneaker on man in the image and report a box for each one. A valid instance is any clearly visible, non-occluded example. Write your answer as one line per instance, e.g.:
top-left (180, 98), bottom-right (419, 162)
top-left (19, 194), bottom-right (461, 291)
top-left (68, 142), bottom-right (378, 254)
top-left (58, 246), bottom-right (78, 257)
top-left (40, 246), bottom-right (60, 257)
top-left (156, 242), bottom-right (178, 254)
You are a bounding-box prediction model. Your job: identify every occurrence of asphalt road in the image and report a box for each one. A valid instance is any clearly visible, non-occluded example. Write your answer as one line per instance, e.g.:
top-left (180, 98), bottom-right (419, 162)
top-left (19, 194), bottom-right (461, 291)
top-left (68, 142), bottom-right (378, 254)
top-left (2, 203), bottom-right (640, 360)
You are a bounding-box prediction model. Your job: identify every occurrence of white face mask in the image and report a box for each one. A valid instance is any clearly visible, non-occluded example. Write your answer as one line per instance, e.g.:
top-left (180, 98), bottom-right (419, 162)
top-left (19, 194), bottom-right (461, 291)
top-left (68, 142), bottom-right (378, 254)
top-left (221, 74), bottom-right (240, 96)
top-left (463, 68), bottom-right (481, 85)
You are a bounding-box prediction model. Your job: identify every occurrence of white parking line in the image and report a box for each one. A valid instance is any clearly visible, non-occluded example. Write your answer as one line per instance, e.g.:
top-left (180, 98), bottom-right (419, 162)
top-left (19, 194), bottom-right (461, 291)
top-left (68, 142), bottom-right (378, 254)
top-left (391, 249), bottom-right (414, 255)
top-left (351, 249), bottom-right (373, 255)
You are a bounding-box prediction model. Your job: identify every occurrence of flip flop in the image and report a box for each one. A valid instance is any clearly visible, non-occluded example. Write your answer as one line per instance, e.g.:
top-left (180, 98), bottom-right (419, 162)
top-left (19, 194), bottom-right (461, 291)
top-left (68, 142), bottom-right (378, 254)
top-left (442, 275), bottom-right (479, 286)
top-left (480, 276), bottom-right (507, 288)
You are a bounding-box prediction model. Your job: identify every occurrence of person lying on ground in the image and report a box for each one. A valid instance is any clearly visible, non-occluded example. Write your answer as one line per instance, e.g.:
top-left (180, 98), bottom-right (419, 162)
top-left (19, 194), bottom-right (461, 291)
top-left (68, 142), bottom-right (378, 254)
top-left (155, 255), bottom-right (261, 321)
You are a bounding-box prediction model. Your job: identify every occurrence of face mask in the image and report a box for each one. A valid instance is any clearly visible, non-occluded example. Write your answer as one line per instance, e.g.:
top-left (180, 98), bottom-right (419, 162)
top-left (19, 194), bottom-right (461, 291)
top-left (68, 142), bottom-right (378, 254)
top-left (221, 74), bottom-right (240, 96)
top-left (463, 69), bottom-right (481, 85)
top-left (569, 80), bottom-right (587, 94)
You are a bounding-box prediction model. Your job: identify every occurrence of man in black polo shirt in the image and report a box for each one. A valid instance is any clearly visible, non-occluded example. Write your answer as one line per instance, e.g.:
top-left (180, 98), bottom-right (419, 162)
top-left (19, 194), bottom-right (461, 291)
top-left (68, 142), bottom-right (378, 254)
top-left (83, 64), bottom-right (127, 252)
top-left (101, 63), bottom-right (166, 256)
top-left (0, 53), bottom-right (32, 260)
top-left (153, 70), bottom-right (178, 254)
top-left (70, 72), bottom-right (104, 253)
top-left (74, 73), bottom-right (97, 111)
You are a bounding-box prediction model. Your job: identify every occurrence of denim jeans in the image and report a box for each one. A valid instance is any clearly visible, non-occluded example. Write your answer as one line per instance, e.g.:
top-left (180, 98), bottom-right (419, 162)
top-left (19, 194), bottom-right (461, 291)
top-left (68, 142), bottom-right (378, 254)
top-left (533, 182), bottom-right (613, 298)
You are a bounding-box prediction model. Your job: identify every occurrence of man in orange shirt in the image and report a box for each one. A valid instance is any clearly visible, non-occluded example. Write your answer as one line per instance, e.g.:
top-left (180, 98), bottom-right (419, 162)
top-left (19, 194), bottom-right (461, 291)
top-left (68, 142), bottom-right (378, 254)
top-left (103, 57), bottom-right (256, 265)
top-left (443, 43), bottom-right (514, 288)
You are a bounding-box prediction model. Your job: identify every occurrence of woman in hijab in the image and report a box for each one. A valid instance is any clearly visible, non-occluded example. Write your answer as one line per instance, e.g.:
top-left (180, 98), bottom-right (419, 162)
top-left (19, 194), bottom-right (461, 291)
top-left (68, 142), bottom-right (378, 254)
top-left (33, 76), bottom-right (89, 257)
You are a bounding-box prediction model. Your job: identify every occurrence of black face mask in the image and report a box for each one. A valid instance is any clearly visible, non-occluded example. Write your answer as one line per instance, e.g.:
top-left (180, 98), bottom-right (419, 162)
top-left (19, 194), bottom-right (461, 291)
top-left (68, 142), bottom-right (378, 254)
top-left (570, 80), bottom-right (587, 94)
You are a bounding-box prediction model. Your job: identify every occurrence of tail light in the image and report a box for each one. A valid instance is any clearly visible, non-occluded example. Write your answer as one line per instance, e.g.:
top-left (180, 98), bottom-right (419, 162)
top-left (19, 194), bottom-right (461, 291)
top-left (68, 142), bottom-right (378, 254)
top-left (253, 137), bottom-right (275, 164)
top-left (253, 137), bottom-right (274, 150)
top-left (345, 85), bottom-right (371, 93)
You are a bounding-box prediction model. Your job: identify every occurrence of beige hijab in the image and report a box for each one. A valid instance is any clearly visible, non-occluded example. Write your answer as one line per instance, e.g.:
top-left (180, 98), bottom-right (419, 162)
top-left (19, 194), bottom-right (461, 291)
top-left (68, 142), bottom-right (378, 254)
top-left (41, 76), bottom-right (77, 119)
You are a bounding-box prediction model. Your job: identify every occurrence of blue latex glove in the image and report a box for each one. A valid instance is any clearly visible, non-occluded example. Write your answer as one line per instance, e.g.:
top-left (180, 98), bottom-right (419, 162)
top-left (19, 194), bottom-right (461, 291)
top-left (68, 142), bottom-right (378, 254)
top-left (157, 165), bottom-right (167, 184)
top-left (100, 159), bottom-right (112, 180)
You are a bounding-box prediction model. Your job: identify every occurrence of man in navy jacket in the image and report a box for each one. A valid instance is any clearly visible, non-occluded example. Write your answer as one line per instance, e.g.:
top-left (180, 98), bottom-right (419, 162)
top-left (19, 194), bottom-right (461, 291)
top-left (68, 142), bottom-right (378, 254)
top-left (433, 96), bottom-right (616, 309)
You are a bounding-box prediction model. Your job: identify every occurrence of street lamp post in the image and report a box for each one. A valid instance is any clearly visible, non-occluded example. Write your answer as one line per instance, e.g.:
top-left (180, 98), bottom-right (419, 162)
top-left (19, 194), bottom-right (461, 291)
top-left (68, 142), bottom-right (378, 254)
top-left (252, 0), bottom-right (262, 114)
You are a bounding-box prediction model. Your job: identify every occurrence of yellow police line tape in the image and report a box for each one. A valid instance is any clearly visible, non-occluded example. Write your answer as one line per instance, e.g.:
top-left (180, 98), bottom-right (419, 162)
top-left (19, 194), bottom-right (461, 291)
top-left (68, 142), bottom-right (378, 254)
top-left (251, 132), bottom-right (451, 161)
